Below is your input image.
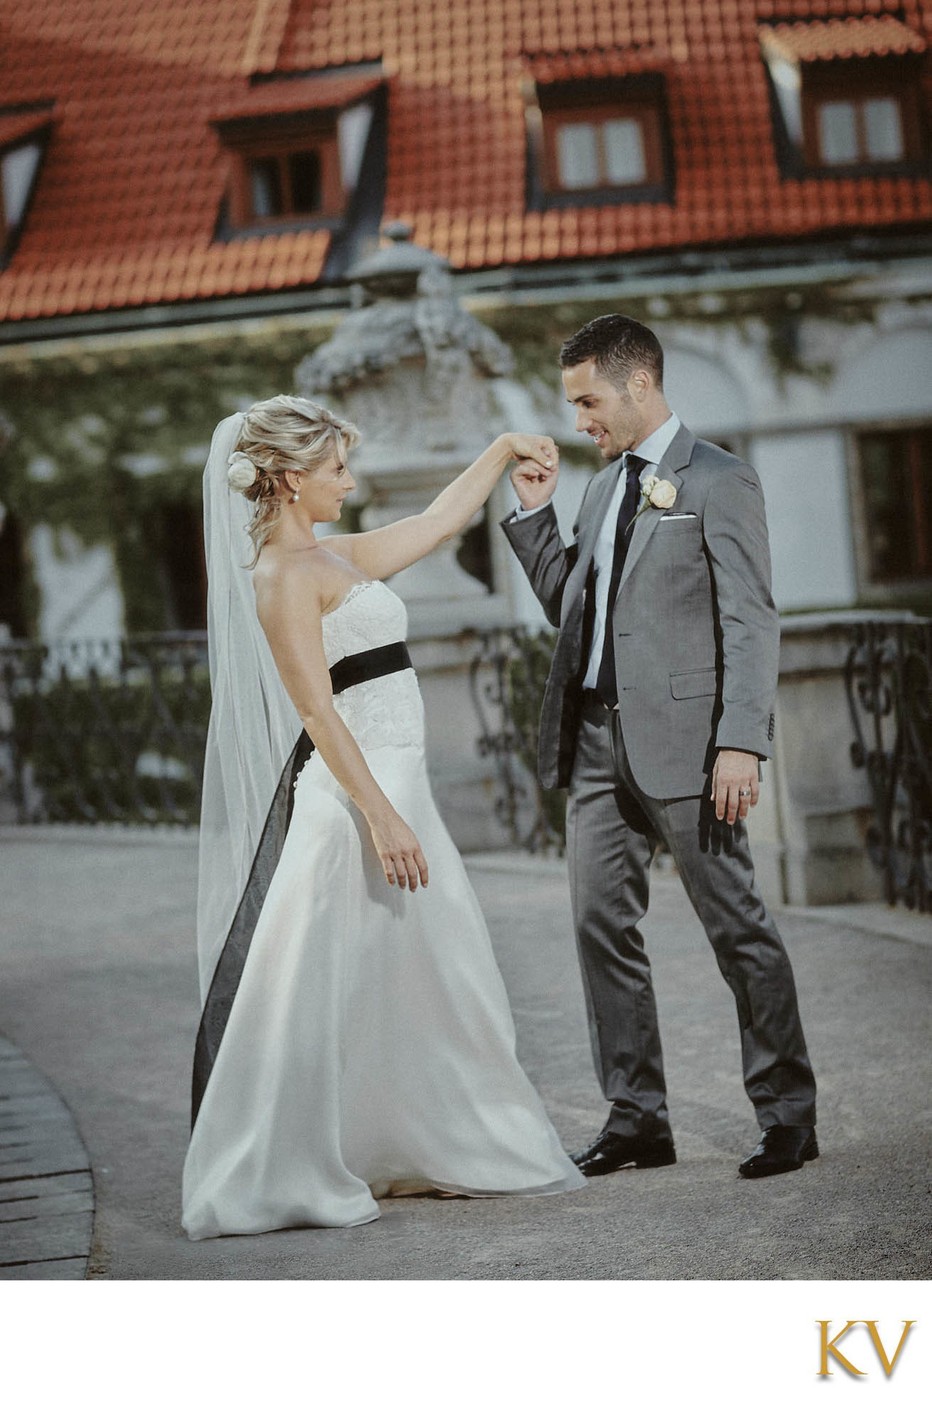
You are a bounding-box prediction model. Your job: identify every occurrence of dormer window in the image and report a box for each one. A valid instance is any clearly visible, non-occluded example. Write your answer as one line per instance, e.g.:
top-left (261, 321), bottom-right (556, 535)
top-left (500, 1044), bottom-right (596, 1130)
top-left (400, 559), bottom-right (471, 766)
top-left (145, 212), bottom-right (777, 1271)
top-left (0, 105), bottom-right (54, 260)
top-left (2, 142), bottom-right (42, 228)
top-left (235, 132), bottom-right (344, 225)
top-left (212, 69), bottom-right (383, 235)
top-left (804, 71), bottom-right (917, 168)
top-left (249, 151), bottom-right (323, 218)
top-left (760, 18), bottom-right (927, 176)
top-left (526, 74), bottom-right (672, 209)
top-left (546, 106), bottom-right (658, 192)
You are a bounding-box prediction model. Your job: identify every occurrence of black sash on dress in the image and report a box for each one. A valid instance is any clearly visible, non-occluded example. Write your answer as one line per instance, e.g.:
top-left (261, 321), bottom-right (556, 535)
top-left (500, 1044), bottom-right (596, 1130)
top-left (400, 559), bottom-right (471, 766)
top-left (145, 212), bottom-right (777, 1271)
top-left (191, 640), bottom-right (412, 1128)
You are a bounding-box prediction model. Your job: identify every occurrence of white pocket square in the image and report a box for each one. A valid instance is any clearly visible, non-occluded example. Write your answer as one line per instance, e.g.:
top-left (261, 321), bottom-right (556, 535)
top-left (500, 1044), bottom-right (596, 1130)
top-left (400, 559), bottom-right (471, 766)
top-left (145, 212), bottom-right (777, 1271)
top-left (660, 512), bottom-right (697, 520)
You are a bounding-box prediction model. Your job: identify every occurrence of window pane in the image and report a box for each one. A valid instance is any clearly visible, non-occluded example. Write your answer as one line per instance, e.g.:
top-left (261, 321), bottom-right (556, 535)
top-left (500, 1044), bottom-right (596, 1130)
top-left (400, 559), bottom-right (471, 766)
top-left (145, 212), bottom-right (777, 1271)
top-left (157, 501), bottom-right (207, 630)
top-left (2, 141), bottom-right (41, 227)
top-left (860, 433), bottom-right (902, 581)
top-left (603, 118), bottom-right (646, 184)
top-left (818, 101), bottom-right (859, 164)
top-left (918, 430), bottom-right (932, 576)
top-left (556, 122), bottom-right (600, 189)
top-left (249, 157), bottom-right (283, 217)
top-left (863, 98), bottom-right (904, 161)
top-left (288, 151), bottom-right (322, 213)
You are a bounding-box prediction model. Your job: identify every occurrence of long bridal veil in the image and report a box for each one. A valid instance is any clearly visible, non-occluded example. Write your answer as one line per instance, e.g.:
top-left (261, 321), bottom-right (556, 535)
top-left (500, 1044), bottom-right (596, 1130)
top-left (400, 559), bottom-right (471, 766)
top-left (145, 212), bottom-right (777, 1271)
top-left (196, 413), bottom-right (301, 1001)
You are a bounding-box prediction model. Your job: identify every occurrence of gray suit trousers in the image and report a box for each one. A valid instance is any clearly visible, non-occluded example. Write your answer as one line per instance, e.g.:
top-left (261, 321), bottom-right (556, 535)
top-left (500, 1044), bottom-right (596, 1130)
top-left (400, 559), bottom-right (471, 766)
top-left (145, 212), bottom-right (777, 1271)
top-left (567, 697), bottom-right (817, 1140)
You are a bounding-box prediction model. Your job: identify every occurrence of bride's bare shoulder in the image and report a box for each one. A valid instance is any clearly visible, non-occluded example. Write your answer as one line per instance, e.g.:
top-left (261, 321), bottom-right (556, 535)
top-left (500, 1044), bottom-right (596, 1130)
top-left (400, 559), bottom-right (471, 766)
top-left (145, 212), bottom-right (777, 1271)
top-left (253, 543), bottom-right (356, 618)
top-left (253, 545), bottom-right (326, 614)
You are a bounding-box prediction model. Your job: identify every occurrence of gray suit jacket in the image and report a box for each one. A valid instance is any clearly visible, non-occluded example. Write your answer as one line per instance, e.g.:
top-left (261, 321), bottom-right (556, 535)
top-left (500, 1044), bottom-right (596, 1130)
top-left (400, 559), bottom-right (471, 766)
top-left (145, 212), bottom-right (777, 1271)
top-left (501, 423), bottom-right (779, 798)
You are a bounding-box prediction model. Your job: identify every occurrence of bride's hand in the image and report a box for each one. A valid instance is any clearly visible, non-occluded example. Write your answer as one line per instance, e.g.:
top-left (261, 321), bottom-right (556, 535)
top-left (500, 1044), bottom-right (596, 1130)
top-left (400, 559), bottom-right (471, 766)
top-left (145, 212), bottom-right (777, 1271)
top-left (368, 807), bottom-right (430, 892)
top-left (503, 433), bottom-right (559, 511)
top-left (503, 433), bottom-right (558, 469)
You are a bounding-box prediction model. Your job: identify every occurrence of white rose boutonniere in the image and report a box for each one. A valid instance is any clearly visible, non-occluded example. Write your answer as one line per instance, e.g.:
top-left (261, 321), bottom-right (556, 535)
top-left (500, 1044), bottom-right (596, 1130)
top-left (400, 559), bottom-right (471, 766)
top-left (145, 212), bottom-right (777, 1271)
top-left (645, 474), bottom-right (677, 509)
top-left (626, 470), bottom-right (677, 532)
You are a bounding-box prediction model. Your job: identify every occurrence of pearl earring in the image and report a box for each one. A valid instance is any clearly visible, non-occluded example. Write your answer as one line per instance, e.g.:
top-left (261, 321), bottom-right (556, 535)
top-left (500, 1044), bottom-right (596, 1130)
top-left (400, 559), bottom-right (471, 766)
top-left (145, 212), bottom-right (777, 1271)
top-left (289, 489), bottom-right (300, 504)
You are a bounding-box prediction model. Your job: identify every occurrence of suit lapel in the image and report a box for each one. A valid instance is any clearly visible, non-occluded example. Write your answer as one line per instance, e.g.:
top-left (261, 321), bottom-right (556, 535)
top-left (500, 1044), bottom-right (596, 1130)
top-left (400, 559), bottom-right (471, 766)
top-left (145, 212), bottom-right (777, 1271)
top-left (617, 425), bottom-right (695, 593)
top-left (562, 456), bottom-right (623, 611)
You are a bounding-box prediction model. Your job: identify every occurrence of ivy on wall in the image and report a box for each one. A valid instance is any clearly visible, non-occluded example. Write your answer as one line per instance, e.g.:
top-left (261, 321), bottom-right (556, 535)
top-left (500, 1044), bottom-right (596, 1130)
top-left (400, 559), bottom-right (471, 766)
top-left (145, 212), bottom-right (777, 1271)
top-left (479, 281), bottom-right (875, 392)
top-left (0, 324), bottom-right (334, 635)
top-left (0, 277), bottom-right (896, 637)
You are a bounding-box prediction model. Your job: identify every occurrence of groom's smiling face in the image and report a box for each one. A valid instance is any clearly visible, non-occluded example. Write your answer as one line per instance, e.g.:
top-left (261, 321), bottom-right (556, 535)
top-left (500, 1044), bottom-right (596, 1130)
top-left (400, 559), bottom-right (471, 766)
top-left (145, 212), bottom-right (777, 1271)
top-left (562, 359), bottom-right (646, 461)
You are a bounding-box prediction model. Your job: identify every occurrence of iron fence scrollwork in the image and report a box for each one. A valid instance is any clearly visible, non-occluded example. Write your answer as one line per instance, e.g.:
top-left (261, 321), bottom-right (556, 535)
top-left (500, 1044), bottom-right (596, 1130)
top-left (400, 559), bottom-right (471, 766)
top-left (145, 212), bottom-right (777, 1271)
top-left (469, 625), bottom-right (566, 855)
top-left (844, 617), bottom-right (932, 913)
top-left (0, 633), bottom-right (209, 826)
top-left (6, 616), bottom-right (928, 906)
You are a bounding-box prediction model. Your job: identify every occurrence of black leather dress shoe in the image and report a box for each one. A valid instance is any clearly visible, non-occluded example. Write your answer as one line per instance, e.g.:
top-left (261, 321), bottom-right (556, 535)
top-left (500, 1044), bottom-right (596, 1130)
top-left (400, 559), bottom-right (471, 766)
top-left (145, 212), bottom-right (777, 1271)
top-left (571, 1131), bottom-right (677, 1177)
top-left (738, 1125), bottom-right (819, 1179)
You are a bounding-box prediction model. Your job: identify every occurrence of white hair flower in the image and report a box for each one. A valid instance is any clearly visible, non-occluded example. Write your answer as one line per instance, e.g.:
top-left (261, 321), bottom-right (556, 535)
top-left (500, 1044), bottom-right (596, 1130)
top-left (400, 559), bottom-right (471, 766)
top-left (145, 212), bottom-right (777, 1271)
top-left (227, 450), bottom-right (258, 492)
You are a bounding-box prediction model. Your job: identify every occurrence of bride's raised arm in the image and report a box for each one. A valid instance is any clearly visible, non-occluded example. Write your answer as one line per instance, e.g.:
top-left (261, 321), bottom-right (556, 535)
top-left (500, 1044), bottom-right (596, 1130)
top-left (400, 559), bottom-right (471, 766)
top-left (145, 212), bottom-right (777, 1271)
top-left (329, 432), bottom-right (558, 581)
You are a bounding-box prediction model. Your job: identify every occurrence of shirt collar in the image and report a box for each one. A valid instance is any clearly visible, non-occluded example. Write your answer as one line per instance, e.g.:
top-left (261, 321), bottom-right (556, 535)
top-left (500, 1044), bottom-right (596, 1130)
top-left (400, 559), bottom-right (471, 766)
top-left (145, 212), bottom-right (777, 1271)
top-left (631, 411), bottom-right (680, 468)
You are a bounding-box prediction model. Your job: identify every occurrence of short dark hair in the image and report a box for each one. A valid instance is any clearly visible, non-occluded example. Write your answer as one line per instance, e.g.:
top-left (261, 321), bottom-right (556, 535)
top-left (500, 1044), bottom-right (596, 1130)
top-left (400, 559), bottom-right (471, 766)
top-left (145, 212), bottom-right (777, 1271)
top-left (559, 314), bottom-right (664, 391)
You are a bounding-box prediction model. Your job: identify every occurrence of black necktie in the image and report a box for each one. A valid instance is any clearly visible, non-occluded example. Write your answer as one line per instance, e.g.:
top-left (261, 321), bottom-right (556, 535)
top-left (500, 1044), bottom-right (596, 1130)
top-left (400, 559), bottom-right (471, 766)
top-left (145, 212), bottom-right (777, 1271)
top-left (595, 452), bottom-right (646, 707)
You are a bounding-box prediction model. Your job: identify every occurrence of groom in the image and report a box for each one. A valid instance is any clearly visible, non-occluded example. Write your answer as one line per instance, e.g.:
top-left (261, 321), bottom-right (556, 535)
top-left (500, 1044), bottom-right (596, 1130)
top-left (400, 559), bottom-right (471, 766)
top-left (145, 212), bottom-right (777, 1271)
top-left (501, 314), bottom-right (817, 1180)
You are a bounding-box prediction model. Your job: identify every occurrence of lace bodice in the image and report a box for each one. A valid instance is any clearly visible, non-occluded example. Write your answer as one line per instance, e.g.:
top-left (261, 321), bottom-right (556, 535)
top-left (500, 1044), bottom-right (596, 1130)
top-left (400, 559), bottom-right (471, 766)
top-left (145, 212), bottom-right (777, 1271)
top-left (321, 581), bottom-right (423, 752)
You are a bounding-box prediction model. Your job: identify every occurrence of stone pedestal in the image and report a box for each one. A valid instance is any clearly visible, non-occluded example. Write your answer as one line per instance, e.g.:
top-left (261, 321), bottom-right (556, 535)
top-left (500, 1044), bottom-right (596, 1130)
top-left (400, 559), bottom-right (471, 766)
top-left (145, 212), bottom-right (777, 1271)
top-left (296, 223), bottom-right (517, 639)
top-left (748, 614), bottom-right (887, 906)
top-left (296, 225), bottom-right (526, 833)
top-left (409, 631), bottom-right (515, 851)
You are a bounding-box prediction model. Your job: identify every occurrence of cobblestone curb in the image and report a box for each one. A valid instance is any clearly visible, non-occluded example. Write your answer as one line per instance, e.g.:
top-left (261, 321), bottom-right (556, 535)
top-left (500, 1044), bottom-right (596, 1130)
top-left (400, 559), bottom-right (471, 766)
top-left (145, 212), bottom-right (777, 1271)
top-left (0, 1037), bottom-right (94, 1280)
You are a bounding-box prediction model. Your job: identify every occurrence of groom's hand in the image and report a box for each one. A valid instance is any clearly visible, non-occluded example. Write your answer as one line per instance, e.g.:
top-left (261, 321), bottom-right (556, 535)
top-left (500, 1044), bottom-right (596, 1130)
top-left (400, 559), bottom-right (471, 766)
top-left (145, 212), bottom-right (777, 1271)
top-left (509, 436), bottom-right (559, 511)
top-left (711, 749), bottom-right (760, 824)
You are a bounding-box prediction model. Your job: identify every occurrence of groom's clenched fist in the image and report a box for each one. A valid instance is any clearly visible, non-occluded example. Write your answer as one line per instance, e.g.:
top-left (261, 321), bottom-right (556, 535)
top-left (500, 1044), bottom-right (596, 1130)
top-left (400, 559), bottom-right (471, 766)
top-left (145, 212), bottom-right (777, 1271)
top-left (509, 440), bottom-right (559, 511)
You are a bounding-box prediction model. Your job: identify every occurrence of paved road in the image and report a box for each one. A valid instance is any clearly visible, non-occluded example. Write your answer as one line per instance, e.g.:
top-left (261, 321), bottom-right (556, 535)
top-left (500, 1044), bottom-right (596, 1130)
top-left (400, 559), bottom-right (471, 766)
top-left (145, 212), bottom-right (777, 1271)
top-left (0, 829), bottom-right (929, 1281)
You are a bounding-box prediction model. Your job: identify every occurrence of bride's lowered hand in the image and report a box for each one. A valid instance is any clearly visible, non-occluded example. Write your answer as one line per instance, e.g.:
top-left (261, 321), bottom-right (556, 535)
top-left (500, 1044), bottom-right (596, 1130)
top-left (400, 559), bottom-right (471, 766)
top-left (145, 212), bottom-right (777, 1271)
top-left (366, 801), bottom-right (430, 892)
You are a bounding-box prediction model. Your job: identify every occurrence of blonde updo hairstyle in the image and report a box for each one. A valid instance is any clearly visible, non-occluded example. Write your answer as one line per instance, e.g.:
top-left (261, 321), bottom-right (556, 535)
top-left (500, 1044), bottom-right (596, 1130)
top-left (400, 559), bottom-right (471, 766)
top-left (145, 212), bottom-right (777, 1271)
top-left (227, 394), bottom-right (361, 565)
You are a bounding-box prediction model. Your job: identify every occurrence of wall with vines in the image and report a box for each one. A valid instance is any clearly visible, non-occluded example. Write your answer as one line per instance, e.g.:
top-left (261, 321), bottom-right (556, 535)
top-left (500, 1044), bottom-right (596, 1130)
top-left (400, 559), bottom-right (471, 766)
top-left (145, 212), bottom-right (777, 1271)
top-left (2, 275), bottom-right (926, 637)
top-left (0, 323), bottom-right (333, 635)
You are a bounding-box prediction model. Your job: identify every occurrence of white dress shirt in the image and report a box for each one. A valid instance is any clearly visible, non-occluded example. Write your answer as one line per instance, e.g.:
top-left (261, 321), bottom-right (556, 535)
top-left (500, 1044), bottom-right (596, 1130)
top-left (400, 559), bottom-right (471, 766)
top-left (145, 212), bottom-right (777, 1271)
top-left (515, 415), bottom-right (682, 687)
top-left (581, 412), bottom-right (680, 688)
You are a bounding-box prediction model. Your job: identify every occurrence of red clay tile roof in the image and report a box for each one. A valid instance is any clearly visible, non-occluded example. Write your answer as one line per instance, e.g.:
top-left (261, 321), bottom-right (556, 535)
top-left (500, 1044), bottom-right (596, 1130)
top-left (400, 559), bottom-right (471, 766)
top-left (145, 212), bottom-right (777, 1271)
top-left (211, 72), bottom-right (383, 125)
top-left (1, 0), bottom-right (930, 325)
top-left (760, 17), bottom-right (927, 65)
top-left (525, 45), bottom-right (681, 83)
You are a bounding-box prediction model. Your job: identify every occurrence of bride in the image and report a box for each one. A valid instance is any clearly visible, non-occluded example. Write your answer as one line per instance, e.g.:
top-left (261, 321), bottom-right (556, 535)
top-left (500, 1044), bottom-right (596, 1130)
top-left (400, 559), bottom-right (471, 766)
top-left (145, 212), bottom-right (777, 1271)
top-left (181, 394), bottom-right (584, 1239)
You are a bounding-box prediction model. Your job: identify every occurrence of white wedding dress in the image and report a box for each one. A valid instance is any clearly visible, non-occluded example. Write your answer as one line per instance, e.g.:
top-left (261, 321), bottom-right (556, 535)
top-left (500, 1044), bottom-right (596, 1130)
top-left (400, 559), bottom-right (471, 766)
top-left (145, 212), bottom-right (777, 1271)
top-left (182, 580), bottom-right (583, 1238)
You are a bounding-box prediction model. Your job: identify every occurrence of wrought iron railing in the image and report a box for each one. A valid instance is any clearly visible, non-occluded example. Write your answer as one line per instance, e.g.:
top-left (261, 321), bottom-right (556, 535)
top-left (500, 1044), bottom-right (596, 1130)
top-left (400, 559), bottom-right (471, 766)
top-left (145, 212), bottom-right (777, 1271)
top-left (2, 624), bottom-right (563, 840)
top-left (0, 633), bottom-right (209, 825)
top-left (4, 618), bottom-right (928, 918)
top-left (473, 615), bottom-right (932, 908)
top-left (843, 617), bottom-right (932, 912)
top-left (469, 624), bottom-right (566, 854)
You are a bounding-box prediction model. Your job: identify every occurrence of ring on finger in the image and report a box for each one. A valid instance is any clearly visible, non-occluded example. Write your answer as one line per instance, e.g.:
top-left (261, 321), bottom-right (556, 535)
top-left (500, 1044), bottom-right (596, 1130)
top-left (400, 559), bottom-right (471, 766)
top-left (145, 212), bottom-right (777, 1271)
top-left (738, 787), bottom-right (751, 798)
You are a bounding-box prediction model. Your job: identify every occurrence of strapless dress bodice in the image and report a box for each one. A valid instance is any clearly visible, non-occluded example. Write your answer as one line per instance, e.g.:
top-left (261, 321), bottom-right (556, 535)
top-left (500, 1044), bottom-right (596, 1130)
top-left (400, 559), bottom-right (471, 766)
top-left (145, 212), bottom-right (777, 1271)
top-left (321, 580), bottom-right (423, 754)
